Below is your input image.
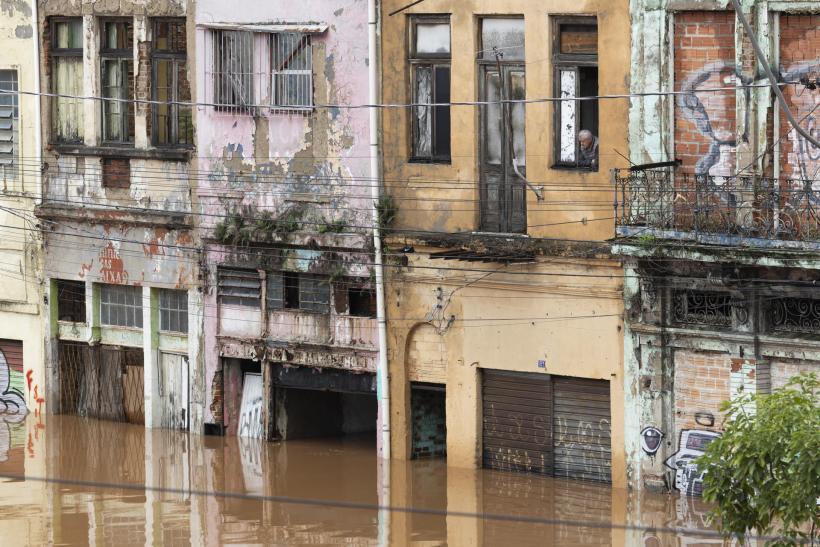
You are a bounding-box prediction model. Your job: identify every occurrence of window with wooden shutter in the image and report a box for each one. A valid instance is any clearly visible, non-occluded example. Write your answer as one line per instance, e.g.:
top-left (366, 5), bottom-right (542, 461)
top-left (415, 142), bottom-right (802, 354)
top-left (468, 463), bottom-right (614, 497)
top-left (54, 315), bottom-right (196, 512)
top-left (218, 268), bottom-right (261, 308)
top-left (0, 70), bottom-right (18, 180)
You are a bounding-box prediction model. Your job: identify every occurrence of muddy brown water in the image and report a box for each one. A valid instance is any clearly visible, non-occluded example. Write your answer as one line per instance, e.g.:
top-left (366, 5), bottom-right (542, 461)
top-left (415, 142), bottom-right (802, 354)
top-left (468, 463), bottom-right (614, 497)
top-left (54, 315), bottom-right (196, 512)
top-left (0, 414), bottom-right (725, 546)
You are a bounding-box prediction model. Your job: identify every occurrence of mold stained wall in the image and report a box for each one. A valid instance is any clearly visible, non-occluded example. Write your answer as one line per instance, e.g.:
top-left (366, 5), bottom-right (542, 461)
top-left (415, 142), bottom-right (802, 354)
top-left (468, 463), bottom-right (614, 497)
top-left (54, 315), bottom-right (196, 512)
top-left (381, 0), bottom-right (630, 487)
top-left (193, 0), bottom-right (373, 425)
top-left (0, 0), bottom-right (49, 514)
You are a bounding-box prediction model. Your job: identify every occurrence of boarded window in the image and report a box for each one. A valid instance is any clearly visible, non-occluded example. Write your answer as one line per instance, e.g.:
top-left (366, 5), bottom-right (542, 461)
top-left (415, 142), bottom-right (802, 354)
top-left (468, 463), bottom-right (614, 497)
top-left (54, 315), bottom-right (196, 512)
top-left (57, 279), bottom-right (86, 323)
top-left (159, 289), bottom-right (188, 333)
top-left (100, 284), bottom-right (143, 328)
top-left (410, 17), bottom-right (450, 162)
top-left (271, 32), bottom-right (313, 110)
top-left (0, 70), bottom-right (18, 181)
top-left (552, 18), bottom-right (598, 170)
top-left (268, 271), bottom-right (330, 314)
top-left (51, 18), bottom-right (84, 143)
top-left (102, 158), bottom-right (130, 188)
top-left (210, 30), bottom-right (254, 114)
top-left (218, 268), bottom-right (261, 308)
top-left (101, 19), bottom-right (135, 143)
top-left (153, 19), bottom-right (192, 146)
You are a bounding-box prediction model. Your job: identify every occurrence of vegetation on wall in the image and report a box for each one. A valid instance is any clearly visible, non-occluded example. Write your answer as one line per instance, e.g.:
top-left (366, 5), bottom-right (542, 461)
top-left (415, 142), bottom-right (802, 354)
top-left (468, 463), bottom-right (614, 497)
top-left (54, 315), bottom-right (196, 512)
top-left (375, 195), bottom-right (398, 232)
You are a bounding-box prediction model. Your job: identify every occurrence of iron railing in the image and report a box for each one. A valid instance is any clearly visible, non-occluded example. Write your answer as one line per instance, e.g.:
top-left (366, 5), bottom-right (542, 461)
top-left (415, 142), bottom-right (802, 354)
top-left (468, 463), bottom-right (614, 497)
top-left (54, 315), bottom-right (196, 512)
top-left (613, 168), bottom-right (820, 241)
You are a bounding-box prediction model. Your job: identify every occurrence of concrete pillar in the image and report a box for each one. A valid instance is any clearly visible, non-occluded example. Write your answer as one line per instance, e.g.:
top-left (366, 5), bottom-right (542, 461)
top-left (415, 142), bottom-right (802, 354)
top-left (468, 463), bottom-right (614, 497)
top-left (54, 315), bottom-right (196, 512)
top-left (87, 280), bottom-right (100, 344)
top-left (45, 278), bottom-right (60, 411)
top-left (82, 15), bottom-right (99, 147)
top-left (133, 15), bottom-right (149, 149)
top-left (188, 287), bottom-right (204, 434)
top-left (143, 286), bottom-right (160, 428)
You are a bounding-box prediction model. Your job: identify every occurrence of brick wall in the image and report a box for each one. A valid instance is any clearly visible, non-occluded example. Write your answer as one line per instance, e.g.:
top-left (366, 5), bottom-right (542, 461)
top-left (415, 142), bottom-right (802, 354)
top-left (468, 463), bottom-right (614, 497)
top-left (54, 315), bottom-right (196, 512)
top-left (406, 324), bottom-right (446, 384)
top-left (778, 15), bottom-right (820, 181)
top-left (674, 12), bottom-right (737, 177)
top-left (771, 361), bottom-right (817, 390)
top-left (673, 350), bottom-right (731, 433)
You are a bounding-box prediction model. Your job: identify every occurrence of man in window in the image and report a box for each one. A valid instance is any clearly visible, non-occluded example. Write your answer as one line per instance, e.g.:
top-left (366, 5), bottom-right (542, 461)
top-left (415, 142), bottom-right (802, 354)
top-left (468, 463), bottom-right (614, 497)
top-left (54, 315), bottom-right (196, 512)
top-left (578, 129), bottom-right (599, 170)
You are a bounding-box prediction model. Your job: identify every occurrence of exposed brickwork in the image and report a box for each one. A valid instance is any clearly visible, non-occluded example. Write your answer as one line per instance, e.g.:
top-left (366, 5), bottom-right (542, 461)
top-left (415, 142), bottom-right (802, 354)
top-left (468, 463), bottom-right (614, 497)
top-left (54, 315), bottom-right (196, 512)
top-left (674, 12), bottom-right (737, 176)
top-left (778, 15), bottom-right (820, 181)
top-left (673, 350), bottom-right (731, 433)
top-left (102, 158), bottom-right (131, 189)
top-left (771, 361), bottom-right (817, 390)
top-left (137, 39), bottom-right (152, 136)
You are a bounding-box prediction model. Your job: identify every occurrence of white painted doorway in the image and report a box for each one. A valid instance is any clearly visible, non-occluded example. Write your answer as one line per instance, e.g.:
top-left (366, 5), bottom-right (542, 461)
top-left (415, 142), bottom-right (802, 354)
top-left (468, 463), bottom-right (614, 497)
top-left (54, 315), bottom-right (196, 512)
top-left (160, 352), bottom-right (189, 430)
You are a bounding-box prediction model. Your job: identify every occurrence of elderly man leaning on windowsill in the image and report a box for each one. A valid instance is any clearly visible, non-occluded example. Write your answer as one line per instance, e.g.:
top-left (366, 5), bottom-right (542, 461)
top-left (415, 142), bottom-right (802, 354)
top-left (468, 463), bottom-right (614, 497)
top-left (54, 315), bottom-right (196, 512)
top-left (577, 129), bottom-right (599, 170)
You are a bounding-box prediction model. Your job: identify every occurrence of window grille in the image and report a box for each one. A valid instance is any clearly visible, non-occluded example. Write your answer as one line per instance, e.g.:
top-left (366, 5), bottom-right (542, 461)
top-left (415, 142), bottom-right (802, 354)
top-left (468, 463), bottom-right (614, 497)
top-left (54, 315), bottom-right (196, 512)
top-left (100, 284), bottom-right (144, 328)
top-left (271, 32), bottom-right (313, 111)
top-left (0, 70), bottom-right (18, 181)
top-left (51, 18), bottom-right (84, 143)
top-left (672, 290), bottom-right (733, 327)
top-left (769, 297), bottom-right (820, 334)
top-left (159, 289), bottom-right (188, 333)
top-left (153, 19), bottom-right (192, 146)
top-left (209, 29), bottom-right (255, 115)
top-left (218, 268), bottom-right (261, 308)
top-left (57, 279), bottom-right (86, 323)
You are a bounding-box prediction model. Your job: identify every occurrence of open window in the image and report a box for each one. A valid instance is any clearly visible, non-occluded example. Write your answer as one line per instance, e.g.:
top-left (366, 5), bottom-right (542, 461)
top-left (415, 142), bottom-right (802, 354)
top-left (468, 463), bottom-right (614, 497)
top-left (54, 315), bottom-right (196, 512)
top-left (409, 16), bottom-right (451, 162)
top-left (267, 271), bottom-right (330, 314)
top-left (51, 18), bottom-right (84, 143)
top-left (153, 19), bottom-right (192, 146)
top-left (100, 18), bottom-right (135, 143)
top-left (57, 279), bottom-right (86, 323)
top-left (552, 17), bottom-right (598, 171)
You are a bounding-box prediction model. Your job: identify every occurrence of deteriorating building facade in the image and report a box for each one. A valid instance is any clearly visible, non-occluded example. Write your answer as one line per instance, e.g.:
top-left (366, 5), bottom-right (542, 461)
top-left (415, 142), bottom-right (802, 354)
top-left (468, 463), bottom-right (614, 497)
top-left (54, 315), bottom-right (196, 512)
top-left (0, 0), bottom-right (45, 417)
top-left (381, 1), bottom-right (630, 486)
top-left (194, 0), bottom-right (380, 440)
top-left (35, 1), bottom-right (202, 432)
top-left (621, 2), bottom-right (820, 493)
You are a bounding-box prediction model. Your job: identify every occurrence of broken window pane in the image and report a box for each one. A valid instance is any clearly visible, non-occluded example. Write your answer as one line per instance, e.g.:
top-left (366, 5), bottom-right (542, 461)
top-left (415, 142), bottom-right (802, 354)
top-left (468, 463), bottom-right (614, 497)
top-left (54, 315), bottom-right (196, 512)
top-left (52, 18), bottom-right (84, 143)
top-left (348, 286), bottom-right (376, 318)
top-left (271, 32), bottom-right (313, 109)
top-left (212, 30), bottom-right (254, 113)
top-left (480, 18), bottom-right (525, 61)
top-left (410, 17), bottom-right (451, 162)
top-left (415, 23), bottom-right (450, 55)
top-left (0, 70), bottom-right (18, 180)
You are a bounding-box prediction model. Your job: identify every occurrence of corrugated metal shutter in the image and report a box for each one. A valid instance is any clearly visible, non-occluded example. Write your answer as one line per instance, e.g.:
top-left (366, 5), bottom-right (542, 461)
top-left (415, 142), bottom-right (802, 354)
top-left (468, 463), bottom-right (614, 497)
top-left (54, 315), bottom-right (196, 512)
top-left (553, 377), bottom-right (612, 483)
top-left (482, 370), bottom-right (553, 475)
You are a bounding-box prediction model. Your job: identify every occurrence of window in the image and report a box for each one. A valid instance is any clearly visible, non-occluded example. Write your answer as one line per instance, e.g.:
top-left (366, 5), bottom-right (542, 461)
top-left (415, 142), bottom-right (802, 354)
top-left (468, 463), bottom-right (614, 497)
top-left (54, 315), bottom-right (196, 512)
top-left (102, 157), bottom-right (130, 188)
top-left (218, 268), bottom-right (260, 308)
top-left (552, 18), bottom-right (598, 170)
top-left (0, 70), bottom-right (18, 180)
top-left (153, 19), bottom-right (192, 146)
top-left (159, 289), bottom-right (188, 333)
top-left (267, 271), bottom-right (330, 314)
top-left (100, 284), bottom-right (143, 328)
top-left (211, 30), bottom-right (254, 114)
top-left (57, 279), bottom-right (86, 322)
top-left (409, 17), bottom-right (450, 162)
top-left (51, 18), bottom-right (84, 143)
top-left (101, 19), bottom-right (135, 143)
top-left (271, 32), bottom-right (313, 110)
top-left (348, 286), bottom-right (376, 318)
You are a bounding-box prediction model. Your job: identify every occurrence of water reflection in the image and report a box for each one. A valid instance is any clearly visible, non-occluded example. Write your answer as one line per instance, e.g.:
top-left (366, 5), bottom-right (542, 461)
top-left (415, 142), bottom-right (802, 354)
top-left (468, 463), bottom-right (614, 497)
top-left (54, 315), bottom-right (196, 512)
top-left (0, 415), bottom-right (725, 546)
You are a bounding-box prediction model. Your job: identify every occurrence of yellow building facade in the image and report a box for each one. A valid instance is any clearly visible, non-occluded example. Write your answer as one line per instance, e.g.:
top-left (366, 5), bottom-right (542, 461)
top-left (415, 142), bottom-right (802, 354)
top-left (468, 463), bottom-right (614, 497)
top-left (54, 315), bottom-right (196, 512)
top-left (381, 0), bottom-right (629, 486)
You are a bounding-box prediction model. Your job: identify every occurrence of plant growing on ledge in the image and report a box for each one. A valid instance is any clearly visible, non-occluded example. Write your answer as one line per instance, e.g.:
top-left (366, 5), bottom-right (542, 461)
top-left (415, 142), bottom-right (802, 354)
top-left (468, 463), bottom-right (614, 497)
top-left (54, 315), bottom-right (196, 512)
top-left (214, 205), bottom-right (307, 245)
top-left (375, 195), bottom-right (398, 233)
top-left (318, 218), bottom-right (347, 234)
top-left (696, 372), bottom-right (820, 546)
top-left (213, 208), bottom-right (253, 247)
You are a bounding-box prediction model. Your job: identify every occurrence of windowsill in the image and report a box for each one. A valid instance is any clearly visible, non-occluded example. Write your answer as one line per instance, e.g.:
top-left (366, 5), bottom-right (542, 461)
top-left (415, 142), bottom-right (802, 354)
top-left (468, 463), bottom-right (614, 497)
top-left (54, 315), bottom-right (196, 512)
top-left (550, 164), bottom-right (599, 173)
top-left (52, 143), bottom-right (192, 162)
top-left (408, 157), bottom-right (452, 165)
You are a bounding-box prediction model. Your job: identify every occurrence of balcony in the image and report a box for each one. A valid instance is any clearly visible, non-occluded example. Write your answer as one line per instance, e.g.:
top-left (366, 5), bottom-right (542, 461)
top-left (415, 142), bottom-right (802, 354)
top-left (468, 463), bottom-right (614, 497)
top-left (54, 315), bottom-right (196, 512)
top-left (613, 168), bottom-right (820, 248)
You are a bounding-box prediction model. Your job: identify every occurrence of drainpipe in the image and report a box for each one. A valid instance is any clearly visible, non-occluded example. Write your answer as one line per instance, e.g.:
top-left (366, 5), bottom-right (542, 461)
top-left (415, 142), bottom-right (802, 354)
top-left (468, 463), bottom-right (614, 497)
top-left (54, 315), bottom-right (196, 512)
top-left (368, 0), bottom-right (390, 461)
top-left (368, 1), bottom-right (390, 545)
top-left (32, 0), bottom-right (42, 198)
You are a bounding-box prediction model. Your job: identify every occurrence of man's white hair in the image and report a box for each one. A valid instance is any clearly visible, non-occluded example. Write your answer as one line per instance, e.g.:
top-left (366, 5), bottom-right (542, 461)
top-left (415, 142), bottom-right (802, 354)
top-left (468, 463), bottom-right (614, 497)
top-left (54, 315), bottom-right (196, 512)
top-left (578, 129), bottom-right (594, 140)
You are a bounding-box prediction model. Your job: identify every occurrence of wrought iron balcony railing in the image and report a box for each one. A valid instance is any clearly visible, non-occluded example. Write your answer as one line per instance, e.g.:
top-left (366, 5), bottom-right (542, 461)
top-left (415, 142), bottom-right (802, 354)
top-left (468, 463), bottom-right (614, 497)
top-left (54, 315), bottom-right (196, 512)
top-left (613, 168), bottom-right (820, 242)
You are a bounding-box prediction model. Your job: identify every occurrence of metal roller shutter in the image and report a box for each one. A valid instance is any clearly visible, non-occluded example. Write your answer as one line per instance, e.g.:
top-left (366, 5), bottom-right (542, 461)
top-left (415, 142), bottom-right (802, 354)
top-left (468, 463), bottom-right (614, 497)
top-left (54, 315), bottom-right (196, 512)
top-left (553, 377), bottom-right (612, 483)
top-left (482, 370), bottom-right (553, 475)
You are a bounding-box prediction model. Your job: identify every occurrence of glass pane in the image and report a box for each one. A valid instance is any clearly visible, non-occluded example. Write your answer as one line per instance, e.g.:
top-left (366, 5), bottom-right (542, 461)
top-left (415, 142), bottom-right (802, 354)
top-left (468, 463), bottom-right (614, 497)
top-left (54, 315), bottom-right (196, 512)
top-left (56, 20), bottom-right (83, 49)
top-left (176, 60), bottom-right (193, 143)
top-left (481, 18), bottom-right (524, 61)
top-left (155, 59), bottom-right (172, 144)
top-left (53, 57), bottom-right (84, 142)
top-left (155, 20), bottom-right (185, 52)
top-left (511, 72), bottom-right (526, 167)
top-left (413, 65), bottom-right (432, 157)
top-left (485, 72), bottom-right (502, 165)
top-left (104, 21), bottom-right (130, 49)
top-left (433, 66), bottom-right (451, 157)
top-left (559, 24), bottom-right (597, 55)
top-left (559, 69), bottom-right (577, 163)
top-left (415, 23), bottom-right (450, 55)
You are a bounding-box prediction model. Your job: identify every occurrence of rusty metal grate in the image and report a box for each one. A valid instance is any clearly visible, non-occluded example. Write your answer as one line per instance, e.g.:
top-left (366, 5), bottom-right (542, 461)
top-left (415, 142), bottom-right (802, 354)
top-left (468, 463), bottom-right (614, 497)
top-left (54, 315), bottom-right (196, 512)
top-left (57, 342), bottom-right (144, 424)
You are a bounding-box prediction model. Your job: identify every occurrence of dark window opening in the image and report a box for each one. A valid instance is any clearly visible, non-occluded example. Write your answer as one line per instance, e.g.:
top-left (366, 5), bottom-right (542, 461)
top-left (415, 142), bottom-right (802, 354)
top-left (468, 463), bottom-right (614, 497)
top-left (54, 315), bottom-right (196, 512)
top-left (57, 279), bottom-right (86, 323)
top-left (270, 271), bottom-right (330, 314)
top-left (348, 287), bottom-right (376, 318)
top-left (102, 158), bottom-right (130, 188)
top-left (410, 17), bottom-right (451, 163)
top-left (283, 272), bottom-right (300, 309)
top-left (552, 18), bottom-right (598, 171)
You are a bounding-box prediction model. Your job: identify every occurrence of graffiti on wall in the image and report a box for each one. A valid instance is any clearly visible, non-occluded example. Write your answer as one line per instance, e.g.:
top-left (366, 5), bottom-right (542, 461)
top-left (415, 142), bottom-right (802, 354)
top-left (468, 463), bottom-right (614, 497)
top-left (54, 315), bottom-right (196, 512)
top-left (238, 373), bottom-right (263, 439)
top-left (664, 429), bottom-right (721, 496)
top-left (640, 426), bottom-right (663, 456)
top-left (0, 350), bottom-right (26, 415)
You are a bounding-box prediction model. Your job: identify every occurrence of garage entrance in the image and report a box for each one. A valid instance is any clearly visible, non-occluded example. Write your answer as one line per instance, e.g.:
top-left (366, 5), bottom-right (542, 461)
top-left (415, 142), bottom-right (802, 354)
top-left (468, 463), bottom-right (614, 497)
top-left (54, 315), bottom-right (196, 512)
top-left (482, 370), bottom-right (611, 482)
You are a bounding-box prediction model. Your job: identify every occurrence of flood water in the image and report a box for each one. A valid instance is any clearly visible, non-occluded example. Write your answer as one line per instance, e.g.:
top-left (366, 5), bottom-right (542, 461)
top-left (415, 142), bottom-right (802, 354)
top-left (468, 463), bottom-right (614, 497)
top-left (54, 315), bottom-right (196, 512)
top-left (0, 414), bottom-right (728, 546)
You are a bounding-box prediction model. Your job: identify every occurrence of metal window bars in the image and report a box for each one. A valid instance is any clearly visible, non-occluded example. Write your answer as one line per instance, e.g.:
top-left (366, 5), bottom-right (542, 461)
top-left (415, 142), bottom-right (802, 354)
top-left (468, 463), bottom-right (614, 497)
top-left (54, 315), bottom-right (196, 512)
top-left (205, 29), bottom-right (313, 116)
